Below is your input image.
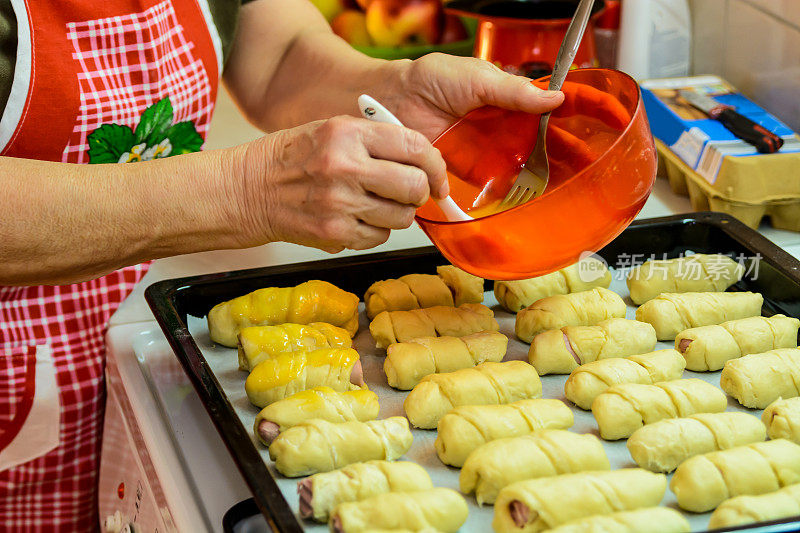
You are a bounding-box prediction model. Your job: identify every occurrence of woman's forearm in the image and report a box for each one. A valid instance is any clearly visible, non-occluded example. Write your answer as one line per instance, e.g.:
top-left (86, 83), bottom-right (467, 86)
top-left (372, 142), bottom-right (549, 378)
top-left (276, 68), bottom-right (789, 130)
top-left (0, 148), bottom-right (246, 285)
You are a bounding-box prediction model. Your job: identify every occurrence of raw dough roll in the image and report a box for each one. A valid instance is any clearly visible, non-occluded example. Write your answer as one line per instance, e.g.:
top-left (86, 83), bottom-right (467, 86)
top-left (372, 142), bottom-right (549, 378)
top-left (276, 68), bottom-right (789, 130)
top-left (297, 460), bottom-right (432, 523)
top-left (675, 314), bottom-right (800, 371)
top-left (253, 387), bottom-right (379, 446)
top-left (626, 253), bottom-right (744, 305)
top-left (208, 280), bottom-right (359, 347)
top-left (403, 361), bottom-right (542, 429)
top-left (670, 439), bottom-right (800, 512)
top-left (762, 397), bottom-right (800, 443)
top-left (269, 417), bottom-right (413, 477)
top-left (237, 322), bottom-right (352, 371)
top-left (564, 349), bottom-right (685, 410)
top-left (708, 483), bottom-right (800, 529)
top-left (515, 288), bottom-right (626, 343)
top-left (627, 412), bottom-right (767, 473)
top-left (436, 265), bottom-right (484, 306)
top-left (591, 378), bottom-right (727, 440)
top-left (369, 304), bottom-right (499, 349)
top-left (435, 399), bottom-right (574, 468)
top-left (720, 348), bottom-right (800, 408)
top-left (329, 488), bottom-right (468, 533)
top-left (492, 469), bottom-right (667, 533)
top-left (384, 331), bottom-right (508, 390)
top-left (635, 291), bottom-right (763, 341)
top-left (245, 348), bottom-right (365, 408)
top-left (460, 430), bottom-right (609, 505)
top-left (528, 318), bottom-right (657, 375)
top-left (494, 257), bottom-right (612, 313)
top-left (547, 507), bottom-right (690, 533)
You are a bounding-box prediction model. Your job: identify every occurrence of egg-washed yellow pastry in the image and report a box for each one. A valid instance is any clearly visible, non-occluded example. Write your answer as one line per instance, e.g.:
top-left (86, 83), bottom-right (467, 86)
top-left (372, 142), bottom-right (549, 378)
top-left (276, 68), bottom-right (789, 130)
top-left (635, 291), bottom-right (763, 341)
top-left (670, 439), bottom-right (800, 513)
top-left (269, 417), bottom-right (412, 477)
top-left (564, 349), bottom-right (685, 410)
top-left (762, 397), bottom-right (800, 443)
top-left (253, 387), bottom-right (379, 446)
top-left (493, 257), bottom-right (612, 313)
top-left (369, 303), bottom-right (499, 350)
top-left (435, 399), bottom-right (573, 468)
top-left (329, 488), bottom-right (468, 533)
top-left (244, 348), bottom-right (364, 408)
top-left (591, 378), bottom-right (727, 440)
top-left (626, 253), bottom-right (744, 305)
top-left (237, 322), bottom-right (352, 371)
top-left (460, 430), bottom-right (608, 505)
top-left (384, 331), bottom-right (507, 390)
top-left (207, 280), bottom-right (359, 347)
top-left (627, 412), bottom-right (767, 473)
top-left (675, 314), bottom-right (799, 371)
top-left (297, 460), bottom-right (432, 523)
top-left (708, 483), bottom-right (800, 529)
top-left (403, 361), bottom-right (541, 429)
top-left (515, 288), bottom-right (626, 343)
top-left (546, 507), bottom-right (690, 533)
top-left (720, 348), bottom-right (800, 408)
top-left (492, 469), bottom-right (667, 533)
top-left (528, 318), bottom-right (657, 375)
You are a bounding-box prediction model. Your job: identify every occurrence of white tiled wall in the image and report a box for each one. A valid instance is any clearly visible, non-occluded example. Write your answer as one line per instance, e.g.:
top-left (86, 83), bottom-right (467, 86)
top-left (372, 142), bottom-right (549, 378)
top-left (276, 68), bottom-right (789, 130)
top-left (689, 0), bottom-right (800, 131)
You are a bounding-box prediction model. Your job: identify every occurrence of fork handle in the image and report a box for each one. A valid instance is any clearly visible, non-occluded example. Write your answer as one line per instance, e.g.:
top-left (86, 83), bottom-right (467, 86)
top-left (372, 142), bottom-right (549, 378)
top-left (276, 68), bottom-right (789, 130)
top-left (549, 0), bottom-right (595, 91)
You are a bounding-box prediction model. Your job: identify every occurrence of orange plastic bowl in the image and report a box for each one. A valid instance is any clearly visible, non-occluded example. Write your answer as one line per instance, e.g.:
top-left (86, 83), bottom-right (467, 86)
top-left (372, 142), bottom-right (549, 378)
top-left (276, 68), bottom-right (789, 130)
top-left (416, 68), bottom-right (656, 280)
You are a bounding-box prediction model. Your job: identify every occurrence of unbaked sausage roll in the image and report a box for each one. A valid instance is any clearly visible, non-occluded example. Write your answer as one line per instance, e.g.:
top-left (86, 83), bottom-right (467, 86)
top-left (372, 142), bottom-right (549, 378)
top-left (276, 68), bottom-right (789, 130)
top-left (670, 439), bottom-right (800, 512)
top-left (762, 397), bottom-right (800, 443)
top-left (384, 331), bottom-right (507, 390)
top-left (369, 303), bottom-right (499, 349)
top-left (460, 430), bottom-right (608, 505)
top-left (591, 378), bottom-right (727, 440)
top-left (245, 348), bottom-right (365, 408)
top-left (208, 280), bottom-right (359, 347)
top-left (564, 349), bottom-right (685, 410)
top-left (435, 399), bottom-right (573, 468)
top-left (238, 322), bottom-right (352, 371)
top-left (253, 387), bottom-right (379, 446)
top-left (627, 412), bottom-right (767, 473)
top-left (528, 318), bottom-right (657, 375)
top-left (329, 488), bottom-right (468, 533)
top-left (269, 417), bottom-right (412, 477)
top-left (492, 469), bottom-right (667, 533)
top-left (436, 265), bottom-right (484, 306)
top-left (720, 348), bottom-right (800, 408)
top-left (675, 314), bottom-right (799, 371)
top-left (626, 253), bottom-right (744, 305)
top-left (297, 460), bottom-right (432, 523)
top-left (515, 288), bottom-right (626, 343)
top-left (635, 291), bottom-right (763, 341)
top-left (494, 257), bottom-right (612, 313)
top-left (708, 483), bottom-right (800, 529)
top-left (403, 361), bottom-right (541, 429)
top-left (547, 507), bottom-right (690, 533)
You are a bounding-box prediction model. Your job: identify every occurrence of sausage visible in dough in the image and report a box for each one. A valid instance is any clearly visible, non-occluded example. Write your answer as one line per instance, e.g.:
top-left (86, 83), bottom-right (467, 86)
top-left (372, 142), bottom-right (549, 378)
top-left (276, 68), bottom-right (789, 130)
top-left (762, 397), bottom-right (800, 443)
top-left (591, 378), bottom-right (727, 440)
top-left (635, 291), bottom-right (763, 341)
top-left (435, 399), bottom-right (573, 468)
top-left (369, 304), bottom-right (499, 349)
top-left (708, 483), bottom-right (800, 529)
top-left (627, 412), bottom-right (766, 473)
top-left (515, 288), bottom-right (626, 343)
top-left (546, 507), bottom-right (690, 533)
top-left (720, 348), bottom-right (800, 408)
top-left (528, 318), bottom-right (657, 375)
top-left (564, 349), bottom-right (685, 410)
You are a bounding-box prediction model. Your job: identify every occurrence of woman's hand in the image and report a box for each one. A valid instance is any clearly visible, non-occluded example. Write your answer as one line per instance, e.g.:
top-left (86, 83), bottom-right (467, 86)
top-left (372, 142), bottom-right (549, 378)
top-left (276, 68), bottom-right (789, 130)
top-left (231, 115), bottom-right (447, 254)
top-left (376, 54), bottom-right (566, 141)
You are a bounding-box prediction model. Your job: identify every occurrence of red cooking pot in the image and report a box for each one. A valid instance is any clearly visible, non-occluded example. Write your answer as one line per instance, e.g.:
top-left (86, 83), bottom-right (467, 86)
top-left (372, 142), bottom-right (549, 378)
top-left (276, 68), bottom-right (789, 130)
top-left (446, 0), bottom-right (606, 77)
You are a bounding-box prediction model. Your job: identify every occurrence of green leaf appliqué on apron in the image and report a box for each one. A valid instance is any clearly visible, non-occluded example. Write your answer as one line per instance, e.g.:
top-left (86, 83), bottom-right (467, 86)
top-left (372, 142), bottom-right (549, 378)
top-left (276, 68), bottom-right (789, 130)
top-left (86, 97), bottom-right (203, 163)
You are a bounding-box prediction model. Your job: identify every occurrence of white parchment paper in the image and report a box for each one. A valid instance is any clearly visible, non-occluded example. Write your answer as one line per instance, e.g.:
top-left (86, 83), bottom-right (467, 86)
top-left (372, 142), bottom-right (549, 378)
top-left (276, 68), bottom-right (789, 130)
top-left (187, 271), bottom-right (766, 532)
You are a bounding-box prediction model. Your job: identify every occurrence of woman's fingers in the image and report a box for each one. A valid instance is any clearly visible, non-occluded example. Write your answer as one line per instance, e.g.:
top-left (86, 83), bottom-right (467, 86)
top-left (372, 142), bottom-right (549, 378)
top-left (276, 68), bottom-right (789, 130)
top-left (467, 59), bottom-right (565, 115)
top-left (359, 159), bottom-right (430, 207)
top-left (353, 192), bottom-right (417, 229)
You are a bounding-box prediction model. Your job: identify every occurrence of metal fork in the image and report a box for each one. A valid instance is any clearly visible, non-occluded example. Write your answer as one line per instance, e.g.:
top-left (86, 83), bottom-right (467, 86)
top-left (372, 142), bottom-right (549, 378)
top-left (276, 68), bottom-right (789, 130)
top-left (500, 0), bottom-right (596, 208)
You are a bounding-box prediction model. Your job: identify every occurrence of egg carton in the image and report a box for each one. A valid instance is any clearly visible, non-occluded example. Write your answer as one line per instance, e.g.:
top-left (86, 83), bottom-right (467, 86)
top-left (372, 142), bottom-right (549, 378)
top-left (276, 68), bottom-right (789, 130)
top-left (656, 139), bottom-right (800, 231)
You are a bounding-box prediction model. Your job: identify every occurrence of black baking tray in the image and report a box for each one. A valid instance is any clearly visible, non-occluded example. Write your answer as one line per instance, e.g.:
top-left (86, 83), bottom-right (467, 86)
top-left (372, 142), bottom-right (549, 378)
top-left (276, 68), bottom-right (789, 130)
top-left (146, 212), bottom-right (800, 533)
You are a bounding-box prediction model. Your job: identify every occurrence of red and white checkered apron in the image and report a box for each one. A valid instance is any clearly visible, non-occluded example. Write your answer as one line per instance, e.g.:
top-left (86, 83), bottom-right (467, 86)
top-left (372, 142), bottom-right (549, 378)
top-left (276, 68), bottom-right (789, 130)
top-left (0, 0), bottom-right (219, 530)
